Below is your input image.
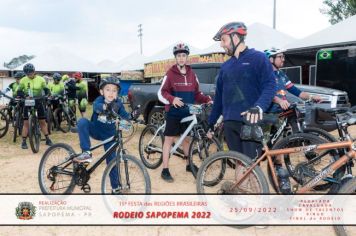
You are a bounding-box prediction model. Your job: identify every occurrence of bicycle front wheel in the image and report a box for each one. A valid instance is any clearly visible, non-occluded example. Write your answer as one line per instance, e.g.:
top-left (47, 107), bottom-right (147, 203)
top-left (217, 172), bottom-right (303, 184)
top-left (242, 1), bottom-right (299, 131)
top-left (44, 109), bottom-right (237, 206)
top-left (54, 108), bottom-right (71, 133)
top-left (138, 124), bottom-right (164, 169)
top-left (189, 136), bottom-right (222, 178)
top-left (13, 109), bottom-right (22, 142)
top-left (0, 110), bottom-right (9, 138)
top-left (101, 154), bottom-right (151, 194)
top-left (29, 115), bottom-right (41, 153)
top-left (46, 107), bottom-right (53, 135)
top-left (38, 143), bottom-right (76, 194)
top-left (196, 151), bottom-right (269, 194)
top-left (334, 177), bottom-right (356, 236)
top-left (273, 133), bottom-right (344, 192)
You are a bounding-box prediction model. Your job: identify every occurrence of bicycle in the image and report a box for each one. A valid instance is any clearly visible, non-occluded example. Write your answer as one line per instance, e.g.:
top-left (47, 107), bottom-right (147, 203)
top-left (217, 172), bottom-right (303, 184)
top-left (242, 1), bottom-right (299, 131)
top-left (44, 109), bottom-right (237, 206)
top-left (24, 96), bottom-right (47, 153)
top-left (38, 108), bottom-right (151, 194)
top-left (52, 94), bottom-right (74, 133)
top-left (196, 110), bottom-right (356, 194)
top-left (0, 91), bottom-right (23, 141)
top-left (214, 101), bottom-right (337, 147)
top-left (46, 96), bottom-right (59, 134)
top-left (138, 103), bottom-right (222, 178)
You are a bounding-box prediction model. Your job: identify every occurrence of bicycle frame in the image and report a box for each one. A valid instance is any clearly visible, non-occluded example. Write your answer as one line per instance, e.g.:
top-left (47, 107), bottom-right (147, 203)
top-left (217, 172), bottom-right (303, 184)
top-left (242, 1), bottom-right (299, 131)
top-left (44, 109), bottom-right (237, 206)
top-left (145, 114), bottom-right (199, 156)
top-left (170, 114), bottom-right (198, 155)
top-left (233, 140), bottom-right (356, 194)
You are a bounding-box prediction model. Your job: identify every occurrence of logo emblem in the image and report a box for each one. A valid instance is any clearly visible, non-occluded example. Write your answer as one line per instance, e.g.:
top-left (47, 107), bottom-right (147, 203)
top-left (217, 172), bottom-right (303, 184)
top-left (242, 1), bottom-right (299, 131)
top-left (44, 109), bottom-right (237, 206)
top-left (16, 202), bottom-right (36, 220)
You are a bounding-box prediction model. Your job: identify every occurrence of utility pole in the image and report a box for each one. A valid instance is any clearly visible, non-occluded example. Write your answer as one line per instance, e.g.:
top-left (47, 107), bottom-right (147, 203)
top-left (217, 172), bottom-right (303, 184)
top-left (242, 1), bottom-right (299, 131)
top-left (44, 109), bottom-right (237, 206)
top-left (273, 0), bottom-right (276, 29)
top-left (138, 24), bottom-right (143, 55)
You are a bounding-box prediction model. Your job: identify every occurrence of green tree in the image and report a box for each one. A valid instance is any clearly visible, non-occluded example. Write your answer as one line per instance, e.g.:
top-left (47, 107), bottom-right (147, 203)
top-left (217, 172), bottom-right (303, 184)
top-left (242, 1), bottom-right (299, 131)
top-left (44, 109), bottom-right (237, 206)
top-left (320, 0), bottom-right (356, 24)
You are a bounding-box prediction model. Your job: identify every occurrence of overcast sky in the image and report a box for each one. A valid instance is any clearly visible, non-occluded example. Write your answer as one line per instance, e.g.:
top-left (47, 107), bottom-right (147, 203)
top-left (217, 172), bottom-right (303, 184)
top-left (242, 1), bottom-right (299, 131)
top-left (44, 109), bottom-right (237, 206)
top-left (0, 0), bottom-right (331, 63)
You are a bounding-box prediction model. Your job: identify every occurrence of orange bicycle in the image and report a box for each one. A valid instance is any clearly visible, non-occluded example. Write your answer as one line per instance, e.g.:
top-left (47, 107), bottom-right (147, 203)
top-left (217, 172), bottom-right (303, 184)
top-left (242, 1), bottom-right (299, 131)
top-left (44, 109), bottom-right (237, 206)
top-left (196, 110), bottom-right (356, 194)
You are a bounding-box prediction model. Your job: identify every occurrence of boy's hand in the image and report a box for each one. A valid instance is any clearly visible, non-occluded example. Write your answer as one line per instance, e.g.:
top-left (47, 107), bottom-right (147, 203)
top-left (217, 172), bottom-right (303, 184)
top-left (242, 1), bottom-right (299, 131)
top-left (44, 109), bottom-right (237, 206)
top-left (107, 101), bottom-right (119, 114)
top-left (172, 97), bottom-right (184, 108)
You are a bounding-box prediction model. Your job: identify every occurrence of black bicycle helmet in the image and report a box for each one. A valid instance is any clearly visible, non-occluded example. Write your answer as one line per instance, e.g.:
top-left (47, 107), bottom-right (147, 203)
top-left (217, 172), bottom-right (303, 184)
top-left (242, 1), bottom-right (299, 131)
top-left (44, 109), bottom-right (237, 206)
top-left (23, 63), bottom-right (35, 75)
top-left (14, 71), bottom-right (25, 79)
top-left (99, 76), bottom-right (121, 89)
top-left (53, 73), bottom-right (62, 82)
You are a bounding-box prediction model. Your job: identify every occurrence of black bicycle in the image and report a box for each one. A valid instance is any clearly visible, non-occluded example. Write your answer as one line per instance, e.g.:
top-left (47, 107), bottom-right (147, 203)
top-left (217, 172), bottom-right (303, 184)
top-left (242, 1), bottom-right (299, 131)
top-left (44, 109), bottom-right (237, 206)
top-left (0, 91), bottom-right (22, 140)
top-left (215, 102), bottom-right (337, 147)
top-left (50, 94), bottom-right (72, 133)
top-left (24, 96), bottom-right (47, 153)
top-left (38, 108), bottom-right (151, 194)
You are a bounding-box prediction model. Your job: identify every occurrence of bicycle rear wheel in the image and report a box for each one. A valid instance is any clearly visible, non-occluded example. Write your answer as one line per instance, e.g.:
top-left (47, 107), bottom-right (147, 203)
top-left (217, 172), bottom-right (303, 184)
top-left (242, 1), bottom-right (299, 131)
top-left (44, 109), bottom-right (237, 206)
top-left (334, 177), bottom-right (356, 236)
top-left (0, 110), bottom-right (9, 138)
top-left (38, 143), bottom-right (76, 194)
top-left (29, 115), bottom-right (41, 153)
top-left (138, 124), bottom-right (164, 169)
top-left (101, 154), bottom-right (151, 194)
top-left (189, 136), bottom-right (222, 178)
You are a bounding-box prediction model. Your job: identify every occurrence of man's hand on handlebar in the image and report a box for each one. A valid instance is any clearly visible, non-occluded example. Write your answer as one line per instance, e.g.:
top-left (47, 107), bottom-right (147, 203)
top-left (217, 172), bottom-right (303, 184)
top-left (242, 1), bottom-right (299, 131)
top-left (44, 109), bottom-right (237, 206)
top-left (241, 106), bottom-right (263, 125)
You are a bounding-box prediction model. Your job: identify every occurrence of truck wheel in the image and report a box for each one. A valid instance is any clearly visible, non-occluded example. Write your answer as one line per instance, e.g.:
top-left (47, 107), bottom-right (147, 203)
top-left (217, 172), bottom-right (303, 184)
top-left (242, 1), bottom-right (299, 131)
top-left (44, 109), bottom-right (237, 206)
top-left (148, 107), bottom-right (165, 126)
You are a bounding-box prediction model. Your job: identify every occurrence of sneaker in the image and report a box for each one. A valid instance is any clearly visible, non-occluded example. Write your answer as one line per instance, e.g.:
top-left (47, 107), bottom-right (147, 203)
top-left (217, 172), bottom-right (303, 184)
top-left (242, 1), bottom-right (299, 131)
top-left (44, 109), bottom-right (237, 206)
top-left (45, 138), bottom-right (53, 146)
top-left (74, 151), bottom-right (92, 163)
top-left (276, 165), bottom-right (292, 194)
top-left (21, 141), bottom-right (28, 149)
top-left (112, 187), bottom-right (121, 195)
top-left (161, 169), bottom-right (174, 183)
top-left (186, 164), bottom-right (198, 173)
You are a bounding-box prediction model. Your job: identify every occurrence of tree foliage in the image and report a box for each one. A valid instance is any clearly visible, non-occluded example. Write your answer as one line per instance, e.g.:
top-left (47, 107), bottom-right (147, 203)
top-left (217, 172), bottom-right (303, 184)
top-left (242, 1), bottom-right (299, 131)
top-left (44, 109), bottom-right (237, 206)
top-left (320, 0), bottom-right (356, 24)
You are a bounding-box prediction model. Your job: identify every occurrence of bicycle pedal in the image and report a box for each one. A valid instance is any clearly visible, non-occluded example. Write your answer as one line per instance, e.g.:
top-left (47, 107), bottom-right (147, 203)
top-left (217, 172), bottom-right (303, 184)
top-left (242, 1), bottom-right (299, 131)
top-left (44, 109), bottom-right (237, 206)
top-left (81, 184), bottom-right (91, 193)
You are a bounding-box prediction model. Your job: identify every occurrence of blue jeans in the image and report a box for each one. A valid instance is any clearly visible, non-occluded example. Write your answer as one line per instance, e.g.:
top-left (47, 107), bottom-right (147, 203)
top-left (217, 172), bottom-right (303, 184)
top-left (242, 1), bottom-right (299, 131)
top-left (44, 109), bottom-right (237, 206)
top-left (77, 118), bottom-right (119, 189)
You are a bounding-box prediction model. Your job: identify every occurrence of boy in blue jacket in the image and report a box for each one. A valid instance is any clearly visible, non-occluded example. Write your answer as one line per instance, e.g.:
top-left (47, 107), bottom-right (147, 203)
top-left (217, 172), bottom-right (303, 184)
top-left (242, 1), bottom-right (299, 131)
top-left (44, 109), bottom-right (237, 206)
top-left (74, 76), bottom-right (132, 192)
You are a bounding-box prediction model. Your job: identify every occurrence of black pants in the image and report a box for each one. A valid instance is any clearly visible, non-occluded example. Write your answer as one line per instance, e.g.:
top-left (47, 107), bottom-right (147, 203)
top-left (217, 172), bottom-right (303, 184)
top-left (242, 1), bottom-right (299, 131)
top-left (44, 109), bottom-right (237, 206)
top-left (223, 120), bottom-right (262, 159)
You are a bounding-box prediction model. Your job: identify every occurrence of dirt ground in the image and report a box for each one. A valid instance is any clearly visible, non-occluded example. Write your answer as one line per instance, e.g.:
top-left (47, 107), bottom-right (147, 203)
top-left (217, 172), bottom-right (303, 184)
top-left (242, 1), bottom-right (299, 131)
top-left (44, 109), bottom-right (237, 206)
top-left (0, 111), bottom-right (355, 235)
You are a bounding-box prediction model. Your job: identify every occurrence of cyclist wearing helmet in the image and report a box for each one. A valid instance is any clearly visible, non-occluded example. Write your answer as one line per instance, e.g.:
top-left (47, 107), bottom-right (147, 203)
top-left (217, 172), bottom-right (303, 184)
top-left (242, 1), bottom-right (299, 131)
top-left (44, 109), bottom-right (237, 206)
top-left (157, 42), bottom-right (212, 182)
top-left (47, 73), bottom-right (65, 121)
top-left (17, 63), bottom-right (53, 149)
top-left (264, 47), bottom-right (321, 113)
top-left (61, 74), bottom-right (78, 114)
top-left (48, 73), bottom-right (65, 96)
top-left (2, 71), bottom-right (25, 94)
top-left (73, 72), bottom-right (88, 117)
top-left (1, 71), bottom-right (25, 117)
top-left (208, 22), bottom-right (276, 159)
top-left (74, 76), bottom-right (135, 193)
